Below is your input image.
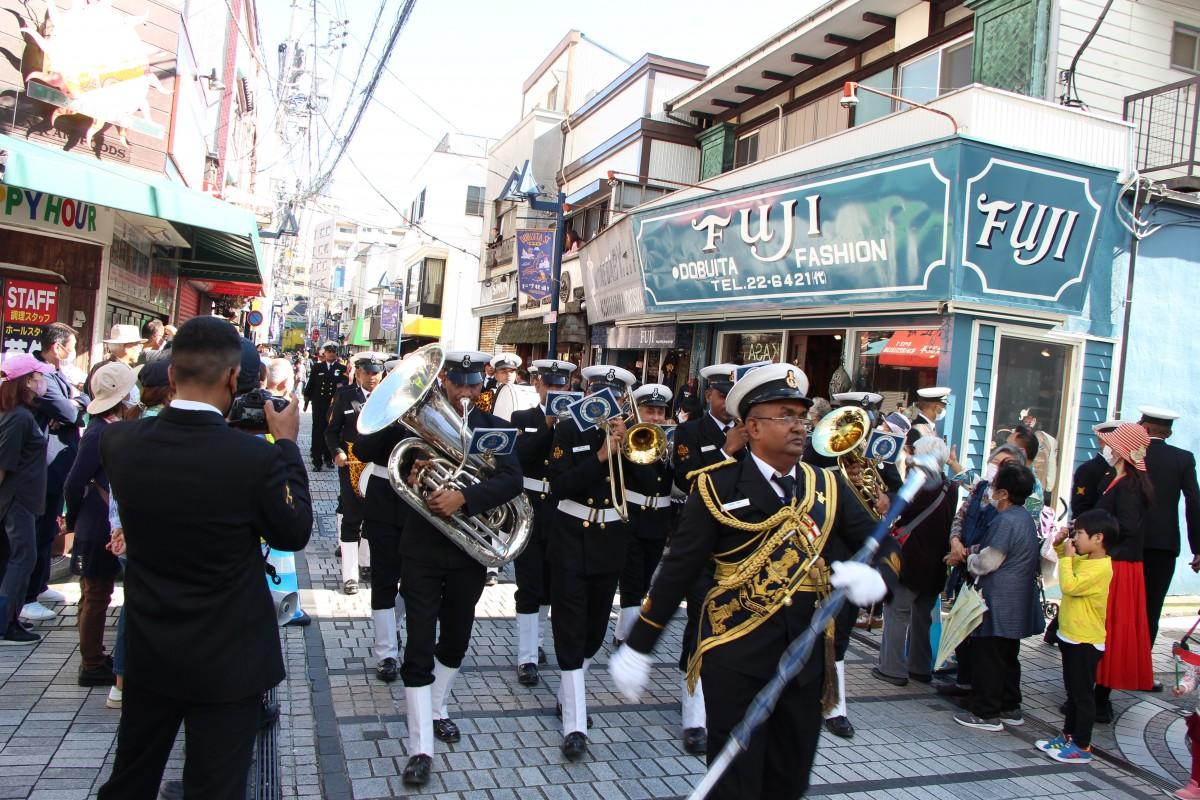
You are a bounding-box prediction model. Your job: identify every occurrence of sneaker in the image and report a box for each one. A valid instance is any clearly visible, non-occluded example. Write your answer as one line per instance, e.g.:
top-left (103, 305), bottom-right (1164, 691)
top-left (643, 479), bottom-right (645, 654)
top-left (37, 587), bottom-right (67, 604)
top-left (999, 709), bottom-right (1024, 726)
top-left (106, 686), bottom-right (123, 709)
top-left (1, 621), bottom-right (41, 645)
top-left (1035, 734), bottom-right (1069, 752)
top-left (953, 712), bottom-right (1002, 732)
top-left (1049, 741), bottom-right (1092, 764)
top-left (78, 664), bottom-right (117, 686)
top-left (19, 602), bottom-right (56, 621)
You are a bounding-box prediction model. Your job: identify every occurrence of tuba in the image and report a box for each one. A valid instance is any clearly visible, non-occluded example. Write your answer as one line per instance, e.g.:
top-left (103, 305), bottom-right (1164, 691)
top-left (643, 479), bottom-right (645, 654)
top-left (356, 344), bottom-right (533, 568)
top-left (811, 406), bottom-right (886, 520)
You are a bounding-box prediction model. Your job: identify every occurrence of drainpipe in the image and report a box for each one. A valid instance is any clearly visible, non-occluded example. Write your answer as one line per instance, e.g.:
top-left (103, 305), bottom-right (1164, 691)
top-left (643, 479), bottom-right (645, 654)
top-left (1112, 222), bottom-right (1140, 417)
top-left (775, 103), bottom-right (784, 154)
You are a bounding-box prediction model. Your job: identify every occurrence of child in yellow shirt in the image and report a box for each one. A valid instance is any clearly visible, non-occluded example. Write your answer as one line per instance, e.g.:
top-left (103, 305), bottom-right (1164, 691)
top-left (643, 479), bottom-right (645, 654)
top-left (1036, 509), bottom-right (1117, 764)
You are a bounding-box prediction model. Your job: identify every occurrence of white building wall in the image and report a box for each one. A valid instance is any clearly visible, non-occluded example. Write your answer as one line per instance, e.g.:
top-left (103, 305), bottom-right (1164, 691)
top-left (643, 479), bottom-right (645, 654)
top-left (564, 75), bottom-right (649, 161)
top-left (524, 49), bottom-right (571, 117)
top-left (570, 39), bottom-right (631, 110)
top-left (649, 73), bottom-right (700, 122)
top-left (1056, 0), bottom-right (1200, 120)
top-left (647, 140), bottom-right (701, 185)
top-left (563, 143), bottom-right (641, 197)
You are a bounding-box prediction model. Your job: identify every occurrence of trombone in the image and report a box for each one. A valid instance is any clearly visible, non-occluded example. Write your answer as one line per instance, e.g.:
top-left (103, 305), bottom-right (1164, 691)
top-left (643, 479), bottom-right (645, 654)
top-left (601, 394), bottom-right (669, 521)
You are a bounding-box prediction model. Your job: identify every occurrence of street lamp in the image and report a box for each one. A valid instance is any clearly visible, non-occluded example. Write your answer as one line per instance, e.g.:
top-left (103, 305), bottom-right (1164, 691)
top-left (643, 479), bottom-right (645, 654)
top-left (839, 81), bottom-right (960, 134)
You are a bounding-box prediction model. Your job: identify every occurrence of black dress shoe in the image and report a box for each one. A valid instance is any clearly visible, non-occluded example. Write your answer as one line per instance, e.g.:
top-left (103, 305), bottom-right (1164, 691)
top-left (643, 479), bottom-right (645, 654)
top-left (870, 667), bottom-right (908, 687)
top-left (78, 664), bottom-right (116, 686)
top-left (1096, 699), bottom-right (1113, 724)
top-left (908, 672), bottom-right (933, 684)
top-left (517, 663), bottom-right (539, 686)
top-left (259, 698), bottom-right (280, 730)
top-left (485, 571), bottom-right (498, 587)
top-left (613, 636), bottom-right (623, 647)
top-left (555, 703), bottom-right (593, 728)
top-left (682, 727), bottom-right (707, 755)
top-left (538, 647), bottom-right (547, 665)
top-left (359, 567), bottom-right (371, 581)
top-left (1148, 681), bottom-right (1165, 693)
top-left (402, 754), bottom-right (432, 786)
top-left (312, 462), bottom-right (324, 472)
top-left (935, 682), bottom-right (971, 697)
top-left (824, 715), bottom-right (854, 738)
top-left (433, 718), bottom-right (460, 743)
top-left (284, 610), bottom-right (311, 627)
top-left (343, 579), bottom-right (358, 595)
top-left (561, 731), bottom-right (588, 759)
top-left (159, 779), bottom-right (185, 800)
top-left (376, 657), bottom-right (398, 682)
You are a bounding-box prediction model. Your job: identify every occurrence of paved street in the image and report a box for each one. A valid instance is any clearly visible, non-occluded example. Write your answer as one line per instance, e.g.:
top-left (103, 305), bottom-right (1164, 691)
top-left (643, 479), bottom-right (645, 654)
top-left (0, 412), bottom-right (1194, 799)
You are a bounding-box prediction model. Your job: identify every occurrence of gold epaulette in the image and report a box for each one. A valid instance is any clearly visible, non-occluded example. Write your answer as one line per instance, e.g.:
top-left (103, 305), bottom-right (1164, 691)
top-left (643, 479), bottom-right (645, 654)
top-left (685, 457), bottom-right (736, 483)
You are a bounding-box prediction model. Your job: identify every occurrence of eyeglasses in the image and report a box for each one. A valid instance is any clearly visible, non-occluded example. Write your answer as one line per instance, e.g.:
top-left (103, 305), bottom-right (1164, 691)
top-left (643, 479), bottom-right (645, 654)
top-left (748, 414), bottom-right (811, 430)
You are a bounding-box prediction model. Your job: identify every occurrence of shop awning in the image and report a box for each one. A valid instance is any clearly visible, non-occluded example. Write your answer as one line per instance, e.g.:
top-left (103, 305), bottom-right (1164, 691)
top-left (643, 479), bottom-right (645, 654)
top-left (497, 313), bottom-right (587, 346)
top-left (403, 316), bottom-right (442, 339)
top-left (189, 279), bottom-right (262, 297)
top-left (0, 132), bottom-right (265, 284)
top-left (879, 329), bottom-right (942, 368)
top-left (350, 316), bottom-right (371, 347)
top-left (471, 300), bottom-right (515, 318)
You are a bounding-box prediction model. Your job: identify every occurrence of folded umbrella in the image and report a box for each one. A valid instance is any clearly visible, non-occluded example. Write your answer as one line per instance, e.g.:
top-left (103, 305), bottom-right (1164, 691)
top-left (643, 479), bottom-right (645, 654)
top-left (934, 585), bottom-right (987, 671)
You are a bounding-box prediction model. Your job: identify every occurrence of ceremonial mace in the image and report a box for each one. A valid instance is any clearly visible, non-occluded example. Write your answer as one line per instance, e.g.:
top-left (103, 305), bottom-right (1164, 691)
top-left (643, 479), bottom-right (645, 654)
top-left (687, 454), bottom-right (942, 800)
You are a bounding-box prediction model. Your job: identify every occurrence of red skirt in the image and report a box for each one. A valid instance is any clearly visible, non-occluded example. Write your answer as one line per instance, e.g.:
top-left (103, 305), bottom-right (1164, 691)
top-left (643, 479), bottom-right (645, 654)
top-left (1096, 560), bottom-right (1154, 690)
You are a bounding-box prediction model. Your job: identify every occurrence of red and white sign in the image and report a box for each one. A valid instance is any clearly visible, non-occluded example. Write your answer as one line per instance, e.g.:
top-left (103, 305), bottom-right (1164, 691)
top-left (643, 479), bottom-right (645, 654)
top-left (311, 328), bottom-right (320, 342)
top-left (879, 329), bottom-right (942, 368)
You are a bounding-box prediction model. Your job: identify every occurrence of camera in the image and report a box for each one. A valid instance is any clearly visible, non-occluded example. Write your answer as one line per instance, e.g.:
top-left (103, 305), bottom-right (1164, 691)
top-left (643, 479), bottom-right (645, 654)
top-left (229, 388), bottom-right (290, 431)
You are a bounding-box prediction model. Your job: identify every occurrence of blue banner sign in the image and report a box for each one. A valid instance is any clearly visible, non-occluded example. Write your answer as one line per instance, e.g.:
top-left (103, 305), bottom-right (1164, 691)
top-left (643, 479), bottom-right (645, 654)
top-left (960, 154), bottom-right (1105, 303)
top-left (517, 229), bottom-right (555, 316)
top-left (634, 159), bottom-right (950, 313)
top-left (468, 428), bottom-right (518, 456)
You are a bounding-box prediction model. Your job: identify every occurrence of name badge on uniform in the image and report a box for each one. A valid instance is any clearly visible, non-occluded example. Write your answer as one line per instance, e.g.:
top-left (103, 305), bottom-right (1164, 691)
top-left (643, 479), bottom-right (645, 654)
top-left (524, 427), bottom-right (539, 433)
top-left (700, 444), bottom-right (716, 453)
top-left (343, 409), bottom-right (355, 415)
top-left (572, 445), bottom-right (591, 453)
top-left (722, 498), bottom-right (751, 511)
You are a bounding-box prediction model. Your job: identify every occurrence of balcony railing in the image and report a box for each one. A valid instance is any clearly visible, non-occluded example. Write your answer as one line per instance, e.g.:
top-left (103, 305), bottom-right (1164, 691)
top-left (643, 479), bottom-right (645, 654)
top-left (1125, 77), bottom-right (1200, 192)
top-left (485, 236), bottom-right (514, 269)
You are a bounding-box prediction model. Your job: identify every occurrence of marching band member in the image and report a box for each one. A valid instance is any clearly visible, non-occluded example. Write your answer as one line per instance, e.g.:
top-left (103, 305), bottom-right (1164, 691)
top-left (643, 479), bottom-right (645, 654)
top-left (325, 353), bottom-right (384, 594)
top-left (820, 390), bottom-right (886, 739)
top-left (615, 384), bottom-right (675, 647)
top-left (387, 351), bottom-right (522, 787)
top-left (672, 364), bottom-right (748, 480)
top-left (610, 363), bottom-right (900, 799)
top-left (303, 342), bottom-right (347, 471)
top-left (510, 359), bottom-right (576, 687)
top-left (487, 352), bottom-right (521, 420)
top-left (548, 364), bottom-right (636, 759)
top-left (908, 386), bottom-right (951, 446)
top-left (353, 377), bottom-right (412, 685)
top-left (666, 363), bottom-right (749, 755)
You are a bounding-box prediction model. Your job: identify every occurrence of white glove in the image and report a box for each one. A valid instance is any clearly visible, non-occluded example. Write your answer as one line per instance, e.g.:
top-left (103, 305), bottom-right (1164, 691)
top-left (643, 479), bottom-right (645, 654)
top-left (830, 561), bottom-right (887, 606)
top-left (609, 644), bottom-right (653, 702)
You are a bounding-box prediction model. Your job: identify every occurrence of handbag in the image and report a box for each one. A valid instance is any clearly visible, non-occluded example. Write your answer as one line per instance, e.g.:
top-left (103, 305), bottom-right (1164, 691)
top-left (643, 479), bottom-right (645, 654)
top-left (892, 483), bottom-right (948, 546)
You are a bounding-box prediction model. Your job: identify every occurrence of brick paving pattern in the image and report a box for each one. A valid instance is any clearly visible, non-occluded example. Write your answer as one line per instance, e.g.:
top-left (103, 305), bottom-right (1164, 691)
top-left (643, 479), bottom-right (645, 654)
top-left (0, 411), bottom-right (1192, 798)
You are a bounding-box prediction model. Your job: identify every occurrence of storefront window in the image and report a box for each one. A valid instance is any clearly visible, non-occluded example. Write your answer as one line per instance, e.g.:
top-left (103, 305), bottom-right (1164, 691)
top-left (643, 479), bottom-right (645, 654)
top-left (987, 337), bottom-right (1072, 505)
top-left (785, 331), bottom-right (843, 401)
top-left (855, 329), bottom-right (941, 413)
top-left (720, 332), bottom-right (783, 365)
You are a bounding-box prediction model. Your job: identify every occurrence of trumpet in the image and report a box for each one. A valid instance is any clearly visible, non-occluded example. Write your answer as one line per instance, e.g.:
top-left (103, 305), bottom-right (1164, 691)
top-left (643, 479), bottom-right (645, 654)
top-left (599, 396), bottom-right (669, 521)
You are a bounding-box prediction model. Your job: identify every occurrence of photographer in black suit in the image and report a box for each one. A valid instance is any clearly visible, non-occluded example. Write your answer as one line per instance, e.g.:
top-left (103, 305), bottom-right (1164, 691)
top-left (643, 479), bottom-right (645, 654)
top-left (96, 317), bottom-right (312, 800)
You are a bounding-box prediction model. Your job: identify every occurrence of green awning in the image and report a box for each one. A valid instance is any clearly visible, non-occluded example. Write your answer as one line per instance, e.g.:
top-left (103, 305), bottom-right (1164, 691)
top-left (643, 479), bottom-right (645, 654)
top-left (0, 132), bottom-right (265, 283)
top-left (351, 316), bottom-right (371, 347)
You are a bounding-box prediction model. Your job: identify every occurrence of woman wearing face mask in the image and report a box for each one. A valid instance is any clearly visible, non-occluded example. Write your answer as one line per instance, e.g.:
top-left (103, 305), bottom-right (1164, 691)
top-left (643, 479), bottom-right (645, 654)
top-left (937, 443), bottom-right (1027, 699)
top-left (1092, 423), bottom-right (1156, 721)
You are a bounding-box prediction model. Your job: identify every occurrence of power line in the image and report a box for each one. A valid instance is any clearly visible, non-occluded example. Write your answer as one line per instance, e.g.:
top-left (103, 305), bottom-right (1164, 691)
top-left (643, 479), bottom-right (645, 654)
top-left (301, 0), bottom-right (418, 200)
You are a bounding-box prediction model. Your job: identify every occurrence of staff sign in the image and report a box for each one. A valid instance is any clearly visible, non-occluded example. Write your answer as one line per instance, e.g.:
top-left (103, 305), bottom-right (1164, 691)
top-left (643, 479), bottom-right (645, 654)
top-left (547, 391), bottom-right (582, 418)
top-left (865, 430), bottom-right (905, 464)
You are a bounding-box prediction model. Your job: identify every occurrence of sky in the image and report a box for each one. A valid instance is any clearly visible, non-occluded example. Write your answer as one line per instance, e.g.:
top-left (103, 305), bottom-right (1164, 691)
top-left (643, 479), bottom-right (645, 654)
top-left (255, 0), bottom-right (820, 224)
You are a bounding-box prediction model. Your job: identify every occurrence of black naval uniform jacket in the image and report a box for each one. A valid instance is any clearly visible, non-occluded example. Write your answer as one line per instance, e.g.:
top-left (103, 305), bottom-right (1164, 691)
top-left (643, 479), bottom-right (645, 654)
top-left (672, 414), bottom-right (744, 492)
top-left (512, 405), bottom-right (555, 513)
top-left (626, 455), bottom-right (899, 685)
top-left (1143, 438), bottom-right (1200, 555)
top-left (303, 360), bottom-right (348, 408)
top-left (324, 384), bottom-right (367, 461)
top-left (353, 422), bottom-right (413, 533)
top-left (624, 457), bottom-right (674, 541)
top-left (1070, 453), bottom-right (1111, 517)
top-left (548, 418), bottom-right (630, 575)
top-left (391, 406), bottom-right (523, 571)
top-left (100, 407), bottom-right (312, 702)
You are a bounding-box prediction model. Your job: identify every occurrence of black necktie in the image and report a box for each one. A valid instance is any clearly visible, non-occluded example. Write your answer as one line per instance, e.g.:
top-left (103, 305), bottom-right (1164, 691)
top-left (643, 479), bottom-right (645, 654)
top-left (772, 474), bottom-right (796, 502)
